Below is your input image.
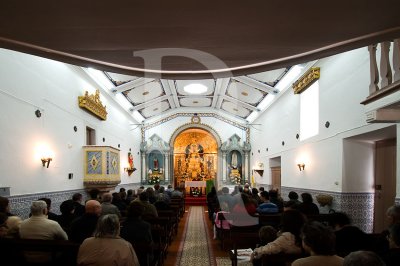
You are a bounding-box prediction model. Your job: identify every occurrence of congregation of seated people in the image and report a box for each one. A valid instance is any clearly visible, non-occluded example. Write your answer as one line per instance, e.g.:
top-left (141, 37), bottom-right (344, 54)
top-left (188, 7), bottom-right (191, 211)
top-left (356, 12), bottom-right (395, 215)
top-left (207, 185), bottom-right (400, 266)
top-left (0, 184), bottom-right (184, 266)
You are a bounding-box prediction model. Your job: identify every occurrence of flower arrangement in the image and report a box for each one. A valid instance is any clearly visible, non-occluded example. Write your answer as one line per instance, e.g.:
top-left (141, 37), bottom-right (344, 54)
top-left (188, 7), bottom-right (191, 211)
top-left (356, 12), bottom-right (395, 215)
top-left (192, 187), bottom-right (201, 196)
top-left (316, 194), bottom-right (333, 207)
top-left (230, 175), bottom-right (242, 185)
top-left (148, 175), bottom-right (160, 184)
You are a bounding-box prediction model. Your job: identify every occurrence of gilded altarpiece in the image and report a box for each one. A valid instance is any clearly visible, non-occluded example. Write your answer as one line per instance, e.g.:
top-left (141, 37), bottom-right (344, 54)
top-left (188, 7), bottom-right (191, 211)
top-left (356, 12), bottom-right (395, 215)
top-left (173, 129), bottom-right (218, 190)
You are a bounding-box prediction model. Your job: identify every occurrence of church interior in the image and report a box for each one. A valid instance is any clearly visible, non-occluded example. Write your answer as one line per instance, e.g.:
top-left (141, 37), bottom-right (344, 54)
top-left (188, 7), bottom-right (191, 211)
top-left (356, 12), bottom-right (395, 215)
top-left (0, 1), bottom-right (400, 265)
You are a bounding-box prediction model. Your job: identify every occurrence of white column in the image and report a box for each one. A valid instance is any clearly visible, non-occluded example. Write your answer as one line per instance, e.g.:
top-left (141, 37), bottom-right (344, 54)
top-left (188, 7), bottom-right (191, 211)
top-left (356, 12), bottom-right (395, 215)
top-left (164, 154), bottom-right (169, 183)
top-left (244, 152), bottom-right (249, 183)
top-left (393, 39), bottom-right (400, 82)
top-left (141, 153), bottom-right (146, 184)
top-left (222, 153), bottom-right (227, 182)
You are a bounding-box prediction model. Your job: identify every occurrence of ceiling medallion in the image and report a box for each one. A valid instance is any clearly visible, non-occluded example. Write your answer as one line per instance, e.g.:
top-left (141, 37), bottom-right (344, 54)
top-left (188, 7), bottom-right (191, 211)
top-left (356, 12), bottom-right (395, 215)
top-left (153, 108), bottom-right (159, 111)
top-left (241, 91), bottom-right (248, 96)
top-left (191, 114), bottom-right (201, 124)
top-left (142, 91), bottom-right (149, 96)
top-left (193, 101), bottom-right (199, 104)
top-left (233, 108), bottom-right (239, 112)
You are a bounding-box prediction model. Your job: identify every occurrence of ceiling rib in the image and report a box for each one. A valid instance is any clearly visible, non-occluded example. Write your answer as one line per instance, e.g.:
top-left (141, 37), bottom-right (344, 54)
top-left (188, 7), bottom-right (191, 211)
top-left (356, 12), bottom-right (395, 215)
top-left (160, 79), bottom-right (176, 109)
top-left (167, 80), bottom-right (180, 107)
top-left (130, 95), bottom-right (170, 111)
top-left (113, 78), bottom-right (155, 93)
top-left (222, 95), bottom-right (259, 112)
top-left (233, 76), bottom-right (276, 94)
top-left (212, 78), bottom-right (230, 108)
top-left (216, 78), bottom-right (230, 109)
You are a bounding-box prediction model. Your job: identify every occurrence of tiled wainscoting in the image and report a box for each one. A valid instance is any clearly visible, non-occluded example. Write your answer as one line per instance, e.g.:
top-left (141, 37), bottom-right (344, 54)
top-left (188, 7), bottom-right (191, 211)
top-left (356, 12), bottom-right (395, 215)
top-left (8, 183), bottom-right (142, 219)
top-left (279, 186), bottom-right (374, 233)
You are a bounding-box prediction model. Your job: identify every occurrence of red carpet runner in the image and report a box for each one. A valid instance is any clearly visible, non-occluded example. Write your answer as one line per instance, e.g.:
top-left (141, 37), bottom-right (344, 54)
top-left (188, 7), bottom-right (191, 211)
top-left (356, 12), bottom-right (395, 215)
top-left (185, 196), bottom-right (207, 206)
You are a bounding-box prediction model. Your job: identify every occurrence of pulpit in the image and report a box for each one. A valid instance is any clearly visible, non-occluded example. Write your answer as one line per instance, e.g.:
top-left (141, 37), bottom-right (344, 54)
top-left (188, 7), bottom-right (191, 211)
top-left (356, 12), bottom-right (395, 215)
top-left (83, 146), bottom-right (120, 192)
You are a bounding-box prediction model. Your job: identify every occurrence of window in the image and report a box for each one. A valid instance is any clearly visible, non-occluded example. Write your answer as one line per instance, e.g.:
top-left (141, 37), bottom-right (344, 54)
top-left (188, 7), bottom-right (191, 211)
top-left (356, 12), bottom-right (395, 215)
top-left (86, 126), bottom-right (96, 145)
top-left (300, 81), bottom-right (319, 141)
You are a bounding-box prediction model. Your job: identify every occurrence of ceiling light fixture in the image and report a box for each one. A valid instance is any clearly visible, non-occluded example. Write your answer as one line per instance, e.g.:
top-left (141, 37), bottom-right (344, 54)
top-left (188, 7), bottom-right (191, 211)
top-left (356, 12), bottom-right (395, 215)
top-left (183, 83), bottom-right (207, 94)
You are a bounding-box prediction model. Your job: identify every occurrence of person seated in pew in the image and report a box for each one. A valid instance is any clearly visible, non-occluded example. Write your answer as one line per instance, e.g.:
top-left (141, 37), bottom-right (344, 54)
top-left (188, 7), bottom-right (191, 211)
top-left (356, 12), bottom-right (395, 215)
top-left (78, 214), bottom-right (140, 266)
top-left (383, 222), bottom-right (400, 266)
top-left (285, 191), bottom-right (301, 209)
top-left (258, 225), bottom-right (277, 246)
top-left (328, 212), bottom-right (369, 257)
top-left (136, 191), bottom-right (158, 219)
top-left (120, 201), bottom-right (153, 266)
top-left (268, 189), bottom-right (284, 212)
top-left (231, 193), bottom-right (258, 226)
top-left (0, 196), bottom-right (14, 216)
top-left (292, 221), bottom-right (343, 266)
top-left (251, 210), bottom-right (306, 261)
top-left (343, 250), bottom-right (385, 266)
top-left (69, 200), bottom-right (102, 243)
top-left (256, 191), bottom-right (278, 214)
top-left (297, 193), bottom-right (319, 215)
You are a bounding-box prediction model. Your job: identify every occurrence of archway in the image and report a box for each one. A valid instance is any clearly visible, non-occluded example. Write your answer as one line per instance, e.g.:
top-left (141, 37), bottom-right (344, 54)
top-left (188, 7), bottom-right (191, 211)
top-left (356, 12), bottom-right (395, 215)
top-left (172, 128), bottom-right (218, 195)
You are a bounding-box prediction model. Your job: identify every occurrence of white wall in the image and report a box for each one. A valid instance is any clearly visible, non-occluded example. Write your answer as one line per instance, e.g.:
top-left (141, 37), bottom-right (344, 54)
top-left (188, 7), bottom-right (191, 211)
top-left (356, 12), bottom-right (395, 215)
top-left (250, 47), bottom-right (396, 193)
top-left (0, 49), bottom-right (142, 196)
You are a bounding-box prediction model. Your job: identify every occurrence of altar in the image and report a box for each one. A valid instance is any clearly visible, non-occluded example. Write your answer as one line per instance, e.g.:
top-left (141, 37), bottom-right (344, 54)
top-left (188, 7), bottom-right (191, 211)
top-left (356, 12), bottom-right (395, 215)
top-left (185, 181), bottom-right (206, 196)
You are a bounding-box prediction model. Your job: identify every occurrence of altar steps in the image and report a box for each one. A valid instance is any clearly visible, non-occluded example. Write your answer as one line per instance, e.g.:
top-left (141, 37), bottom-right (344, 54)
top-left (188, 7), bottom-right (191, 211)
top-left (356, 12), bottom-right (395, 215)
top-left (185, 196), bottom-right (207, 206)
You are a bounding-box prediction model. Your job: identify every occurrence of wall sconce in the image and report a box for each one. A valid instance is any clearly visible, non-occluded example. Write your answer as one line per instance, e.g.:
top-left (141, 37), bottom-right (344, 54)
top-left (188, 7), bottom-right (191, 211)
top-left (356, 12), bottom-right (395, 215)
top-left (297, 163), bottom-right (305, 171)
top-left (41, 157), bottom-right (52, 168)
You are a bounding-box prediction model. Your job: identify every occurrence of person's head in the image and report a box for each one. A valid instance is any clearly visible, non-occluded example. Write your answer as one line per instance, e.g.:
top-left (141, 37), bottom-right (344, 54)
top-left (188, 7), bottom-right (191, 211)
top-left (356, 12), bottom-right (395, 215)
top-left (31, 200), bottom-right (48, 216)
top-left (0, 196), bottom-right (10, 213)
top-left (60, 200), bottom-right (75, 215)
top-left (211, 186), bottom-right (216, 194)
top-left (159, 186), bottom-right (165, 193)
top-left (259, 187), bottom-right (265, 192)
top-left (386, 205), bottom-right (400, 226)
top-left (72, 193), bottom-right (83, 202)
top-left (38, 197), bottom-right (51, 211)
top-left (269, 189), bottom-right (278, 199)
top-left (251, 188), bottom-right (259, 195)
top-left (119, 187), bottom-right (126, 193)
top-left (222, 187), bottom-right (229, 194)
top-left (388, 222), bottom-right (400, 248)
top-left (127, 201), bottom-right (145, 219)
top-left (85, 200), bottom-right (102, 216)
top-left (329, 212), bottom-right (352, 229)
top-left (101, 192), bottom-right (113, 203)
top-left (112, 192), bottom-right (122, 202)
top-left (6, 216), bottom-right (22, 236)
top-left (288, 191), bottom-right (299, 200)
top-left (154, 183), bottom-right (160, 191)
top-left (259, 225), bottom-right (278, 245)
top-left (139, 191), bottom-right (149, 202)
top-left (127, 189), bottom-right (133, 196)
top-left (280, 210), bottom-right (306, 238)
top-left (94, 214), bottom-right (120, 238)
top-left (301, 221), bottom-right (336, 255)
top-left (167, 184), bottom-right (172, 189)
top-left (301, 193), bottom-right (314, 204)
top-left (259, 191), bottom-right (270, 202)
top-left (343, 251), bottom-right (385, 266)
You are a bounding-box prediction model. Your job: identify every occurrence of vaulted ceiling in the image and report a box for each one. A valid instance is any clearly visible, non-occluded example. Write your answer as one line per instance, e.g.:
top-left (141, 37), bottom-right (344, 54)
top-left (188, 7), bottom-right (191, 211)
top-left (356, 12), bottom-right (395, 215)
top-left (1, 0), bottom-right (400, 123)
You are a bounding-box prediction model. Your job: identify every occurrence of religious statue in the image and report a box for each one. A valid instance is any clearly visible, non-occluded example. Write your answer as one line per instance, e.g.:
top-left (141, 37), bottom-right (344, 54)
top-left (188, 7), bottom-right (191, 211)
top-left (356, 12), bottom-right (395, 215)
top-left (153, 157), bottom-right (159, 170)
top-left (128, 152), bottom-right (134, 169)
top-left (231, 151), bottom-right (238, 169)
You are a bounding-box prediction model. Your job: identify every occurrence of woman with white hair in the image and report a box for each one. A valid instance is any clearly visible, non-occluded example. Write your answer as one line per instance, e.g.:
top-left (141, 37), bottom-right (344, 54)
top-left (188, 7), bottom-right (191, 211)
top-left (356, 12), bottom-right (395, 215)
top-left (77, 214), bottom-right (139, 266)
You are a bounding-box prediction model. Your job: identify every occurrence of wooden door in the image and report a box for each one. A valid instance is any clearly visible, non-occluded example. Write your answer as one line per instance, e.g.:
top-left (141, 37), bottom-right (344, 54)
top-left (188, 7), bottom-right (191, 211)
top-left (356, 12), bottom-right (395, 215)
top-left (270, 167), bottom-right (281, 191)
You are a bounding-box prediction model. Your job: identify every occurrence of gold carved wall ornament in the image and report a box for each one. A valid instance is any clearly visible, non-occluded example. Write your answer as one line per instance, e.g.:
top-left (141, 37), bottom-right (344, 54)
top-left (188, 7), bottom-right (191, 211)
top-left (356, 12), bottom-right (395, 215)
top-left (292, 67), bottom-right (320, 94)
top-left (78, 89), bottom-right (108, 120)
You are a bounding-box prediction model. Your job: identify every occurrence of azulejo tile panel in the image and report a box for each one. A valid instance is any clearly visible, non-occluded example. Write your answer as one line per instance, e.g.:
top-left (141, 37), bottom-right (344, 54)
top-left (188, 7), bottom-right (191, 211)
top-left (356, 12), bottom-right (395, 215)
top-left (280, 186), bottom-right (374, 233)
top-left (8, 189), bottom-right (88, 219)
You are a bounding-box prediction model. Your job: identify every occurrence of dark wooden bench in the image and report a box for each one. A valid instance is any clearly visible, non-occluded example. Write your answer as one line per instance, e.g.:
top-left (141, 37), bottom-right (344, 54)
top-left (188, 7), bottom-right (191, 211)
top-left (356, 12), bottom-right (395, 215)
top-left (0, 238), bottom-right (80, 266)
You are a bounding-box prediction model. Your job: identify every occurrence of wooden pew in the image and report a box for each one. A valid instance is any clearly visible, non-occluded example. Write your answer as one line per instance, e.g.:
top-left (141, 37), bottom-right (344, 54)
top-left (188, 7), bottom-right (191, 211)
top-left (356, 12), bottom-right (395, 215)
top-left (228, 224), bottom-right (260, 266)
top-left (0, 238), bottom-right (80, 266)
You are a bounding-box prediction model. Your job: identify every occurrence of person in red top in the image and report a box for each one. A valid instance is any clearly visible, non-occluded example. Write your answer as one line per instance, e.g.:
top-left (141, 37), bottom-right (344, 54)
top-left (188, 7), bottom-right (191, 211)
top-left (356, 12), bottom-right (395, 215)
top-left (231, 193), bottom-right (258, 226)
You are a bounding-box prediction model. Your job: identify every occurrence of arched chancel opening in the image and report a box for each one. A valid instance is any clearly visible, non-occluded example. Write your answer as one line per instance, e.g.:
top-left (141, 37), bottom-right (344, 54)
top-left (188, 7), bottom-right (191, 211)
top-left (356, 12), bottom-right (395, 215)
top-left (172, 128), bottom-right (218, 195)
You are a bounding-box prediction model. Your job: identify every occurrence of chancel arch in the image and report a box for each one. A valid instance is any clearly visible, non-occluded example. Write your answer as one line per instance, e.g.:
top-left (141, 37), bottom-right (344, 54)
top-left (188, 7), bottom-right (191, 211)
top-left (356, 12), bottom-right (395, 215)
top-left (170, 124), bottom-right (221, 193)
